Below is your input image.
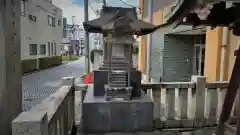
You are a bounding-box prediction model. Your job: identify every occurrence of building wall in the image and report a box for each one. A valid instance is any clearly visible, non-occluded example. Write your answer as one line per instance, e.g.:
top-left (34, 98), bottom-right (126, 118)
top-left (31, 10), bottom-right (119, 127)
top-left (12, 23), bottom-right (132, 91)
top-left (139, 0), bottom-right (201, 82)
top-left (204, 27), bottom-right (223, 81)
top-left (20, 0), bottom-right (62, 60)
top-left (227, 31), bottom-right (240, 80)
top-left (140, 0), bottom-right (240, 82)
top-left (147, 23), bottom-right (202, 82)
top-left (139, 0), bottom-right (165, 73)
top-left (138, 0), bottom-right (146, 72)
top-left (203, 27), bottom-right (240, 82)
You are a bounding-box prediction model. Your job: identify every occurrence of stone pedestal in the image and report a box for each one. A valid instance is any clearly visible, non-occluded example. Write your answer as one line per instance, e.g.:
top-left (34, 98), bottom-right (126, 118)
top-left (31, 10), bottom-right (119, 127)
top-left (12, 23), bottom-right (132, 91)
top-left (82, 85), bottom-right (153, 133)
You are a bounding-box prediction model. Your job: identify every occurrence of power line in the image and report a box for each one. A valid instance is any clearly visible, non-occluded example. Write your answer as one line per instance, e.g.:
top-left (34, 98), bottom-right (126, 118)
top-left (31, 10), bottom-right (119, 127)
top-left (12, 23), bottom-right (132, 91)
top-left (94, 0), bottom-right (107, 6)
top-left (89, 3), bottom-right (98, 16)
top-left (118, 0), bottom-right (141, 14)
top-left (119, 0), bottom-right (140, 9)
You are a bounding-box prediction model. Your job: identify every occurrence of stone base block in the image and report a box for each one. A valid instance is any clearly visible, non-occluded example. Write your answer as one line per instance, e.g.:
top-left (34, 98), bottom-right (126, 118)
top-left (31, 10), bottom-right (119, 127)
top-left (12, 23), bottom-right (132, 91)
top-left (205, 117), bottom-right (217, 126)
top-left (194, 119), bottom-right (205, 128)
top-left (180, 119), bottom-right (194, 128)
top-left (154, 118), bottom-right (194, 129)
top-left (160, 117), bottom-right (181, 128)
top-left (82, 86), bottom-right (153, 133)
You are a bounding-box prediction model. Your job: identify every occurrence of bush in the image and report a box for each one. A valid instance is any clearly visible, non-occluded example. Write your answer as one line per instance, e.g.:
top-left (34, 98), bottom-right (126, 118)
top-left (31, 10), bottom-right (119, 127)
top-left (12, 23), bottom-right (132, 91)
top-left (132, 45), bottom-right (139, 54)
top-left (21, 59), bottom-right (38, 74)
top-left (39, 56), bottom-right (62, 69)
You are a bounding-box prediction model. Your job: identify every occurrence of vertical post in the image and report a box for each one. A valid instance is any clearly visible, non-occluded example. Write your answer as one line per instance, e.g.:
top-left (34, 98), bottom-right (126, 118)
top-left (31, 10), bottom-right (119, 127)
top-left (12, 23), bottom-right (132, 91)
top-left (191, 76), bottom-right (206, 127)
top-left (146, 0), bottom-right (153, 82)
top-left (84, 0), bottom-right (90, 73)
top-left (108, 40), bottom-right (112, 85)
top-left (12, 112), bottom-right (48, 135)
top-left (101, 1), bottom-right (106, 60)
top-left (61, 77), bottom-right (75, 86)
top-left (217, 47), bottom-right (240, 135)
top-left (178, 88), bottom-right (188, 119)
top-left (153, 90), bottom-right (161, 119)
top-left (206, 87), bottom-right (218, 126)
top-left (37, 44), bottom-right (40, 69)
top-left (220, 3), bottom-right (231, 81)
top-left (102, 0), bottom-right (106, 6)
top-left (0, 0), bottom-right (22, 134)
top-left (128, 43), bottom-right (132, 86)
top-left (198, 46), bottom-right (202, 75)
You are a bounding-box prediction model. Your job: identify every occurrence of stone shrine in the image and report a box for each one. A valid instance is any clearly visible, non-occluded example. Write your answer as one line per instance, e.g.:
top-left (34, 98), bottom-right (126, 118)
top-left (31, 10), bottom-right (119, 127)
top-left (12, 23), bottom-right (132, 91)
top-left (82, 6), bottom-right (159, 133)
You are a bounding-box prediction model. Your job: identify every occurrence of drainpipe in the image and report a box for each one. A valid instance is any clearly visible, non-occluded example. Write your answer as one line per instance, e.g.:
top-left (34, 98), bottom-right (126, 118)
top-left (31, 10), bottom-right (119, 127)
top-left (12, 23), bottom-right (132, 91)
top-left (146, 0), bottom-right (153, 82)
top-left (220, 2), bottom-right (232, 81)
top-left (220, 27), bottom-right (228, 81)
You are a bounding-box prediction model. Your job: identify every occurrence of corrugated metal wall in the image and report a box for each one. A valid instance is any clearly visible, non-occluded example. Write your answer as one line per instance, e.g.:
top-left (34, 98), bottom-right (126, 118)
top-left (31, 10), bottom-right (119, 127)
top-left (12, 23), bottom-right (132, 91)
top-left (163, 35), bottom-right (195, 82)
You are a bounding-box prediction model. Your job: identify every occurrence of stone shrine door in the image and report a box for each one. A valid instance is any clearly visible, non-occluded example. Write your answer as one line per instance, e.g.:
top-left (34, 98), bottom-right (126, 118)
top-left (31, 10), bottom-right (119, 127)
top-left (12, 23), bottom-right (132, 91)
top-left (112, 44), bottom-right (125, 58)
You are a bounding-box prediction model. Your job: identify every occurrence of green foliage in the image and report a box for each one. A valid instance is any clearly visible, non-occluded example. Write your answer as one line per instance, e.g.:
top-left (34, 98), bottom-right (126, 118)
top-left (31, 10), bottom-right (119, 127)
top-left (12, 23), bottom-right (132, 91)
top-left (39, 56), bottom-right (62, 69)
top-left (132, 39), bottom-right (139, 54)
top-left (62, 55), bottom-right (80, 61)
top-left (132, 45), bottom-right (139, 54)
top-left (21, 56), bottom-right (62, 75)
top-left (21, 59), bottom-right (38, 74)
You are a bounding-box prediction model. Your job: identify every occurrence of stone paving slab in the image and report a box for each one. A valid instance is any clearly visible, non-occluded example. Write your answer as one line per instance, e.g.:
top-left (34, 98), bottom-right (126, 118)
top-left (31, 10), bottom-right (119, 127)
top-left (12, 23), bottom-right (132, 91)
top-left (77, 128), bottom-right (216, 135)
top-left (22, 58), bottom-right (85, 111)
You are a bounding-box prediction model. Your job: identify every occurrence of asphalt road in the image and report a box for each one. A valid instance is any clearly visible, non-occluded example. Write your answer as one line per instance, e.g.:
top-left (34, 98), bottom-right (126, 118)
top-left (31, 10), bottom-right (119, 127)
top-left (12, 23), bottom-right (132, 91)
top-left (22, 57), bottom-right (85, 111)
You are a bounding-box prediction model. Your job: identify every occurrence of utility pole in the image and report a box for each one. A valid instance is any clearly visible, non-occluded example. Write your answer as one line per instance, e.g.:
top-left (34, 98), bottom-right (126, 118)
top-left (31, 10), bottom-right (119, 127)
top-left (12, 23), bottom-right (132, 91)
top-left (103, 0), bottom-right (106, 6)
top-left (146, 0), bottom-right (153, 82)
top-left (84, 0), bottom-right (90, 73)
top-left (101, 0), bottom-right (106, 60)
top-left (0, 0), bottom-right (22, 135)
top-left (71, 16), bottom-right (77, 59)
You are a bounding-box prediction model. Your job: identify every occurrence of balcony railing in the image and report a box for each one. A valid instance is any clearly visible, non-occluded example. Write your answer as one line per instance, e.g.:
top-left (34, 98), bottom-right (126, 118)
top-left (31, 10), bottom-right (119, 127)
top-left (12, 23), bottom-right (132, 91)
top-left (12, 77), bottom-right (79, 135)
top-left (12, 75), bottom-right (237, 134)
top-left (141, 75), bottom-right (236, 129)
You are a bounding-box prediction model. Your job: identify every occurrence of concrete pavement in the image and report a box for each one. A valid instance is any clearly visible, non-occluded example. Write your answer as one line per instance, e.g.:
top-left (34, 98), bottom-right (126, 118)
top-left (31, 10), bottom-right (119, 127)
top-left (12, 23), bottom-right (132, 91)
top-left (22, 57), bottom-right (85, 111)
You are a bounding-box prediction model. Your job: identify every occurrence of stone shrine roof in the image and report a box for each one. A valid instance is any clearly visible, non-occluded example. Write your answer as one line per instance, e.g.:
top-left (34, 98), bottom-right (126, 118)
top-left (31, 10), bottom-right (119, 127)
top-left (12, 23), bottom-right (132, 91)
top-left (83, 6), bottom-right (160, 36)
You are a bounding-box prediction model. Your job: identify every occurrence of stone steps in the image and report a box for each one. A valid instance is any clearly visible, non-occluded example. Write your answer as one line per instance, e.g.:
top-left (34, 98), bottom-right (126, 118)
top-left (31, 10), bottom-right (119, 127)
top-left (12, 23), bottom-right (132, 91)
top-left (105, 85), bottom-right (132, 91)
top-left (110, 80), bottom-right (127, 84)
top-left (103, 61), bottom-right (129, 64)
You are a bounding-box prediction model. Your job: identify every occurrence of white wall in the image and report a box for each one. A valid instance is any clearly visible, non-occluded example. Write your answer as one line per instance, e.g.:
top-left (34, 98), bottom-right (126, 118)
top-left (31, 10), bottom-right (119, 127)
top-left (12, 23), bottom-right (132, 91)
top-left (20, 0), bottom-right (63, 60)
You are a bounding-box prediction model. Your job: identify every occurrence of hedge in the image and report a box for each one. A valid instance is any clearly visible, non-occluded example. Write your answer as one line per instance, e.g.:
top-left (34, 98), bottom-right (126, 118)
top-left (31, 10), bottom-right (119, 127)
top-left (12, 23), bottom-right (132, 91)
top-left (21, 59), bottom-right (38, 74)
top-left (21, 56), bottom-right (62, 74)
top-left (39, 56), bottom-right (62, 69)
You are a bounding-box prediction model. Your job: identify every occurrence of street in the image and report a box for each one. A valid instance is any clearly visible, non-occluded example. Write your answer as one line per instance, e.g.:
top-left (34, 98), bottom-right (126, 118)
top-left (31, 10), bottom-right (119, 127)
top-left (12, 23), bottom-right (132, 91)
top-left (22, 57), bottom-right (85, 111)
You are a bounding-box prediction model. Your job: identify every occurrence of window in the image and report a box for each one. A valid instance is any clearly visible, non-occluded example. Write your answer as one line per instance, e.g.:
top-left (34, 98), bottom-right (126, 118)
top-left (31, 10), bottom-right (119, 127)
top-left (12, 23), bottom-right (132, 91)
top-left (193, 44), bottom-right (205, 76)
top-left (29, 44), bottom-right (37, 55)
top-left (58, 19), bottom-right (61, 27)
top-left (48, 15), bottom-right (56, 27)
top-left (28, 14), bottom-right (37, 22)
top-left (48, 15), bottom-right (52, 26)
top-left (51, 42), bottom-right (54, 55)
top-left (54, 42), bottom-right (57, 55)
top-left (52, 17), bottom-right (56, 27)
top-left (40, 44), bottom-right (46, 55)
top-left (21, 0), bottom-right (27, 16)
top-left (48, 42), bottom-right (51, 56)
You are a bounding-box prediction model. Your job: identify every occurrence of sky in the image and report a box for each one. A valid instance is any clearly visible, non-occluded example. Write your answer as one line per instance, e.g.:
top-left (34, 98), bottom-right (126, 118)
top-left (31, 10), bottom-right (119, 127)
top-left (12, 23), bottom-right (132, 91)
top-left (52, 0), bottom-right (139, 25)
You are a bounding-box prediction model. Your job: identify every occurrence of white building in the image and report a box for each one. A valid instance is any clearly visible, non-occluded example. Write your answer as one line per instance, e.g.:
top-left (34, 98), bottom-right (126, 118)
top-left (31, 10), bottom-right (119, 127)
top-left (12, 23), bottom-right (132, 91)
top-left (20, 0), bottom-right (63, 60)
